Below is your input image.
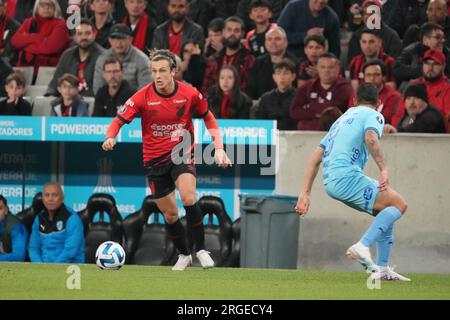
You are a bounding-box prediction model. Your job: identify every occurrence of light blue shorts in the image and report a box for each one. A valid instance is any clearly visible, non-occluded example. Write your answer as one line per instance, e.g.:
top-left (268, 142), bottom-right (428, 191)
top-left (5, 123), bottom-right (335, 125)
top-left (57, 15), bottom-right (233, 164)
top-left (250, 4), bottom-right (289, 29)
top-left (324, 173), bottom-right (379, 215)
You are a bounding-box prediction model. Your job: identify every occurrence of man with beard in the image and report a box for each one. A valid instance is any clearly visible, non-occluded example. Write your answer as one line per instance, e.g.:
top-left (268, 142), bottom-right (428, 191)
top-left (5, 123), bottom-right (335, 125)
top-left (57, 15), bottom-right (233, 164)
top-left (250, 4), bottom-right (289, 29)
top-left (392, 49), bottom-right (450, 131)
top-left (45, 19), bottom-right (105, 97)
top-left (202, 16), bottom-right (255, 95)
top-left (151, 0), bottom-right (204, 56)
top-left (93, 57), bottom-right (136, 117)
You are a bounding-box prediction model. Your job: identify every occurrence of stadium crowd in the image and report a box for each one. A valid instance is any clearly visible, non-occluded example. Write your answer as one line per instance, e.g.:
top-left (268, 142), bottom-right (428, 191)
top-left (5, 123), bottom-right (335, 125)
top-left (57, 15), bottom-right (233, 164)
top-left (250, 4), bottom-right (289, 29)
top-left (0, 0), bottom-right (449, 134)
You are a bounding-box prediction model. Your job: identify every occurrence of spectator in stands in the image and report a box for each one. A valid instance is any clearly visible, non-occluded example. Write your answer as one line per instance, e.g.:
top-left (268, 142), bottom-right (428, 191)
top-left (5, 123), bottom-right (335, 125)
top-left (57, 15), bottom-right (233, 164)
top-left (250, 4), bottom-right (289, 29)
top-left (245, 0), bottom-right (277, 58)
top-left (123, 0), bottom-right (156, 56)
top-left (11, 0), bottom-right (71, 80)
top-left (297, 34), bottom-right (326, 88)
top-left (388, 0), bottom-right (429, 39)
top-left (392, 49), bottom-right (450, 129)
top-left (417, 49), bottom-right (450, 124)
top-left (51, 73), bottom-right (89, 117)
top-left (89, 0), bottom-right (115, 49)
top-left (187, 0), bottom-right (216, 33)
top-left (202, 16), bottom-right (255, 94)
top-left (246, 26), bottom-right (297, 100)
top-left (348, 28), bottom-right (396, 91)
top-left (180, 39), bottom-right (205, 91)
top-left (204, 17), bottom-right (224, 58)
top-left (403, 0), bottom-right (450, 48)
top-left (93, 57), bottom-right (135, 117)
top-left (290, 52), bottom-right (352, 130)
top-left (151, 0), bottom-right (204, 56)
top-left (206, 64), bottom-right (252, 119)
top-left (0, 72), bottom-right (32, 115)
top-left (348, 60), bottom-right (401, 124)
top-left (255, 59), bottom-right (297, 130)
top-left (237, 0), bottom-right (290, 31)
top-left (394, 22), bottom-right (450, 86)
top-left (46, 19), bottom-right (105, 97)
top-left (277, 0), bottom-right (341, 58)
top-left (0, 0), bottom-right (20, 65)
top-left (347, 0), bottom-right (402, 63)
top-left (0, 195), bottom-right (28, 262)
top-left (384, 82), bottom-right (446, 133)
top-left (29, 182), bottom-right (85, 263)
top-left (93, 24), bottom-right (152, 94)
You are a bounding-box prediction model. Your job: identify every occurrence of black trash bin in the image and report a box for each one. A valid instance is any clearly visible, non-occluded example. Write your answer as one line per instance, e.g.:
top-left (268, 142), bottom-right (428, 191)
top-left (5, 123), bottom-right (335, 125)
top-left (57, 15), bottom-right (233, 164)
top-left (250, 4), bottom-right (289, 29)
top-left (239, 194), bottom-right (300, 269)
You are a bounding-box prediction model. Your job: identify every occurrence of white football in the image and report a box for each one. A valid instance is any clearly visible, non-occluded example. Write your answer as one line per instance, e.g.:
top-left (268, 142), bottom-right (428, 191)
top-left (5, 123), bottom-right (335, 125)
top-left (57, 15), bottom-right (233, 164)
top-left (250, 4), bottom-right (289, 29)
top-left (95, 241), bottom-right (126, 270)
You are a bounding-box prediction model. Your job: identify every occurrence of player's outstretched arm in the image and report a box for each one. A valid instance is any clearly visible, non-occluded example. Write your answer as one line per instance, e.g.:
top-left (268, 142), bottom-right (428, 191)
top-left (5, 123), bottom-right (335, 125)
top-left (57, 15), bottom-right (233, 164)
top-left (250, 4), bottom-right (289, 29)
top-left (365, 130), bottom-right (389, 192)
top-left (203, 111), bottom-right (232, 168)
top-left (102, 117), bottom-right (124, 152)
top-left (295, 147), bottom-right (324, 216)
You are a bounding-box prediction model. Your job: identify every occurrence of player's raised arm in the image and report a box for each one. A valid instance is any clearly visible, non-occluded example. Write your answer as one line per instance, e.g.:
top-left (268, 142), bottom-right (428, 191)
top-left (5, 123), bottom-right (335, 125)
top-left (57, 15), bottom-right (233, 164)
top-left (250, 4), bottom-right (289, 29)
top-left (295, 146), bottom-right (324, 216)
top-left (365, 130), bottom-right (389, 192)
top-left (102, 117), bottom-right (124, 151)
top-left (202, 110), bottom-right (232, 168)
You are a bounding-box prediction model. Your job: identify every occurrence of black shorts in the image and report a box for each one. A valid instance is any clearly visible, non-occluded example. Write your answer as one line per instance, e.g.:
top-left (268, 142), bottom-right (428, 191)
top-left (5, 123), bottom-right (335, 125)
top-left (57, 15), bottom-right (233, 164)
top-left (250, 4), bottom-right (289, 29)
top-left (146, 162), bottom-right (196, 199)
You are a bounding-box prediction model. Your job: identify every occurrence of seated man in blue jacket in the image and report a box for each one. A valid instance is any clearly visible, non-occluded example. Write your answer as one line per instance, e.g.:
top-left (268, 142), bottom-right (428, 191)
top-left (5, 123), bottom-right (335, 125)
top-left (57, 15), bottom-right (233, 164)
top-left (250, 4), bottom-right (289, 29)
top-left (0, 195), bottom-right (28, 262)
top-left (29, 183), bottom-right (85, 263)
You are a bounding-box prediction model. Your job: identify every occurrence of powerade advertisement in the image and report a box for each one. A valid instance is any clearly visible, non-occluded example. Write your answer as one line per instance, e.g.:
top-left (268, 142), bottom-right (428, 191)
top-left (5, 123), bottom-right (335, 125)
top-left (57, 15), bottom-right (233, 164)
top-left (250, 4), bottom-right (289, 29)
top-left (0, 116), bottom-right (276, 220)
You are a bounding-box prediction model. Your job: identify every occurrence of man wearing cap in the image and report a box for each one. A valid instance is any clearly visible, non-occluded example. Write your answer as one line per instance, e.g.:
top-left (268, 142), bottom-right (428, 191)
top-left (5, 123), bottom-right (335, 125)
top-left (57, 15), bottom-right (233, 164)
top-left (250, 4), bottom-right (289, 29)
top-left (394, 22), bottom-right (450, 85)
top-left (45, 19), bottom-right (105, 97)
top-left (0, 0), bottom-right (20, 65)
top-left (347, 0), bottom-right (402, 64)
top-left (384, 83), bottom-right (446, 133)
top-left (392, 48), bottom-right (450, 130)
top-left (93, 23), bottom-right (152, 94)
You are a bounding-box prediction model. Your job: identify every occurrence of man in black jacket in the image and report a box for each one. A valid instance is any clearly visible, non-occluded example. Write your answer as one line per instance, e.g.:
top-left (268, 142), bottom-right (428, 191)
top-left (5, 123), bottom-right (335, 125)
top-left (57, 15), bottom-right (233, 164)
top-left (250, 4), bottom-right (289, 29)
top-left (46, 19), bottom-right (105, 97)
top-left (151, 0), bottom-right (204, 56)
top-left (254, 59), bottom-right (297, 130)
top-left (246, 26), bottom-right (297, 100)
top-left (93, 56), bottom-right (136, 117)
top-left (384, 83), bottom-right (446, 133)
top-left (394, 22), bottom-right (450, 86)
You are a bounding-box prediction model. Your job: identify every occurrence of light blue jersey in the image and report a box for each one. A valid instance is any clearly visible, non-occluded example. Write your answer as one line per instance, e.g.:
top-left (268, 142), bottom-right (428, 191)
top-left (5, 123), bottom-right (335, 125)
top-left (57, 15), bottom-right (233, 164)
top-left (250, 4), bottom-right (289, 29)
top-left (319, 106), bottom-right (385, 214)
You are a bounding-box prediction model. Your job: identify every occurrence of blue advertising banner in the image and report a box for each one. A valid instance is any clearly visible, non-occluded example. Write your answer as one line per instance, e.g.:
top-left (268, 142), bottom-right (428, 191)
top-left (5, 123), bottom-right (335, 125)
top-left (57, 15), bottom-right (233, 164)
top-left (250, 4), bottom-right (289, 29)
top-left (0, 116), bottom-right (42, 141)
top-left (0, 117), bottom-right (277, 222)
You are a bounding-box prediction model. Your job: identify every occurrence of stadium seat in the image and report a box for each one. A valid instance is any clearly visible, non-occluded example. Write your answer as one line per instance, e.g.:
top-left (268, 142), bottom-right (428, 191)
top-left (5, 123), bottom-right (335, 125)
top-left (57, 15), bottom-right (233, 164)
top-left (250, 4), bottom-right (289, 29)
top-left (13, 66), bottom-right (34, 86)
top-left (78, 193), bottom-right (124, 264)
top-left (83, 96), bottom-right (95, 116)
top-left (122, 196), bottom-right (176, 265)
top-left (26, 86), bottom-right (47, 101)
top-left (191, 196), bottom-right (233, 267)
top-left (223, 217), bottom-right (240, 268)
top-left (16, 192), bottom-right (44, 235)
top-left (35, 67), bottom-right (56, 86)
top-left (32, 96), bottom-right (54, 116)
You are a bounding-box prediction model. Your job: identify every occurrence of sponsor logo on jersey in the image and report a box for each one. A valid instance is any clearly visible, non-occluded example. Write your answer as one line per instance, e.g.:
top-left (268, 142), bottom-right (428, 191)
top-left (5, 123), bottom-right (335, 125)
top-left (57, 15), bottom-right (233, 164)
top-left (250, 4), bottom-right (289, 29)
top-left (118, 105), bottom-right (127, 114)
top-left (173, 99), bottom-right (187, 104)
top-left (376, 116), bottom-right (383, 125)
top-left (148, 101), bottom-right (161, 106)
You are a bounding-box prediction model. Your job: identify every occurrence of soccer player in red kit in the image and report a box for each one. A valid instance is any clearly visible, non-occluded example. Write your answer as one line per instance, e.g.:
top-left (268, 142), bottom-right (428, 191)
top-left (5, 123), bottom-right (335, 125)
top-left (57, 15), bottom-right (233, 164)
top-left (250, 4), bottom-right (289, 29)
top-left (102, 50), bottom-right (231, 271)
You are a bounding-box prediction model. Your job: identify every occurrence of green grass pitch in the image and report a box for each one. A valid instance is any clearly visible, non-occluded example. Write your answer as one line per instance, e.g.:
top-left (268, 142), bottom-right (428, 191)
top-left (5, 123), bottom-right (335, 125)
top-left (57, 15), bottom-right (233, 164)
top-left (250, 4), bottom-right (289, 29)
top-left (1, 263), bottom-right (450, 300)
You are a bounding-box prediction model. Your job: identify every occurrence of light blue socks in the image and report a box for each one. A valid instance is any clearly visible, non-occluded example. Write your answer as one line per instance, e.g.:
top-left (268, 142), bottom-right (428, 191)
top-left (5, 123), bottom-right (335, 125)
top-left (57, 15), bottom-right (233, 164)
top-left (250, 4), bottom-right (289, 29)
top-left (376, 224), bottom-right (394, 267)
top-left (360, 206), bottom-right (402, 250)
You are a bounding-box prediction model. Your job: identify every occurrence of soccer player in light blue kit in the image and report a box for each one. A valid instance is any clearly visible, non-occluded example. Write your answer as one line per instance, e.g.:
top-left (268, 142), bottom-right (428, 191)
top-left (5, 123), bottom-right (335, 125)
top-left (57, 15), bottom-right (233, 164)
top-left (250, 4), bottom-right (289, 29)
top-left (295, 83), bottom-right (410, 281)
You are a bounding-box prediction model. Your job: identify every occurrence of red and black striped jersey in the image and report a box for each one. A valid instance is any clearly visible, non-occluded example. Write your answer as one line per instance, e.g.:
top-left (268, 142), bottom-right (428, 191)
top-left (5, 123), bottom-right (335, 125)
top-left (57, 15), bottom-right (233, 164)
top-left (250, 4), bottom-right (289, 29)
top-left (117, 81), bottom-right (209, 167)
